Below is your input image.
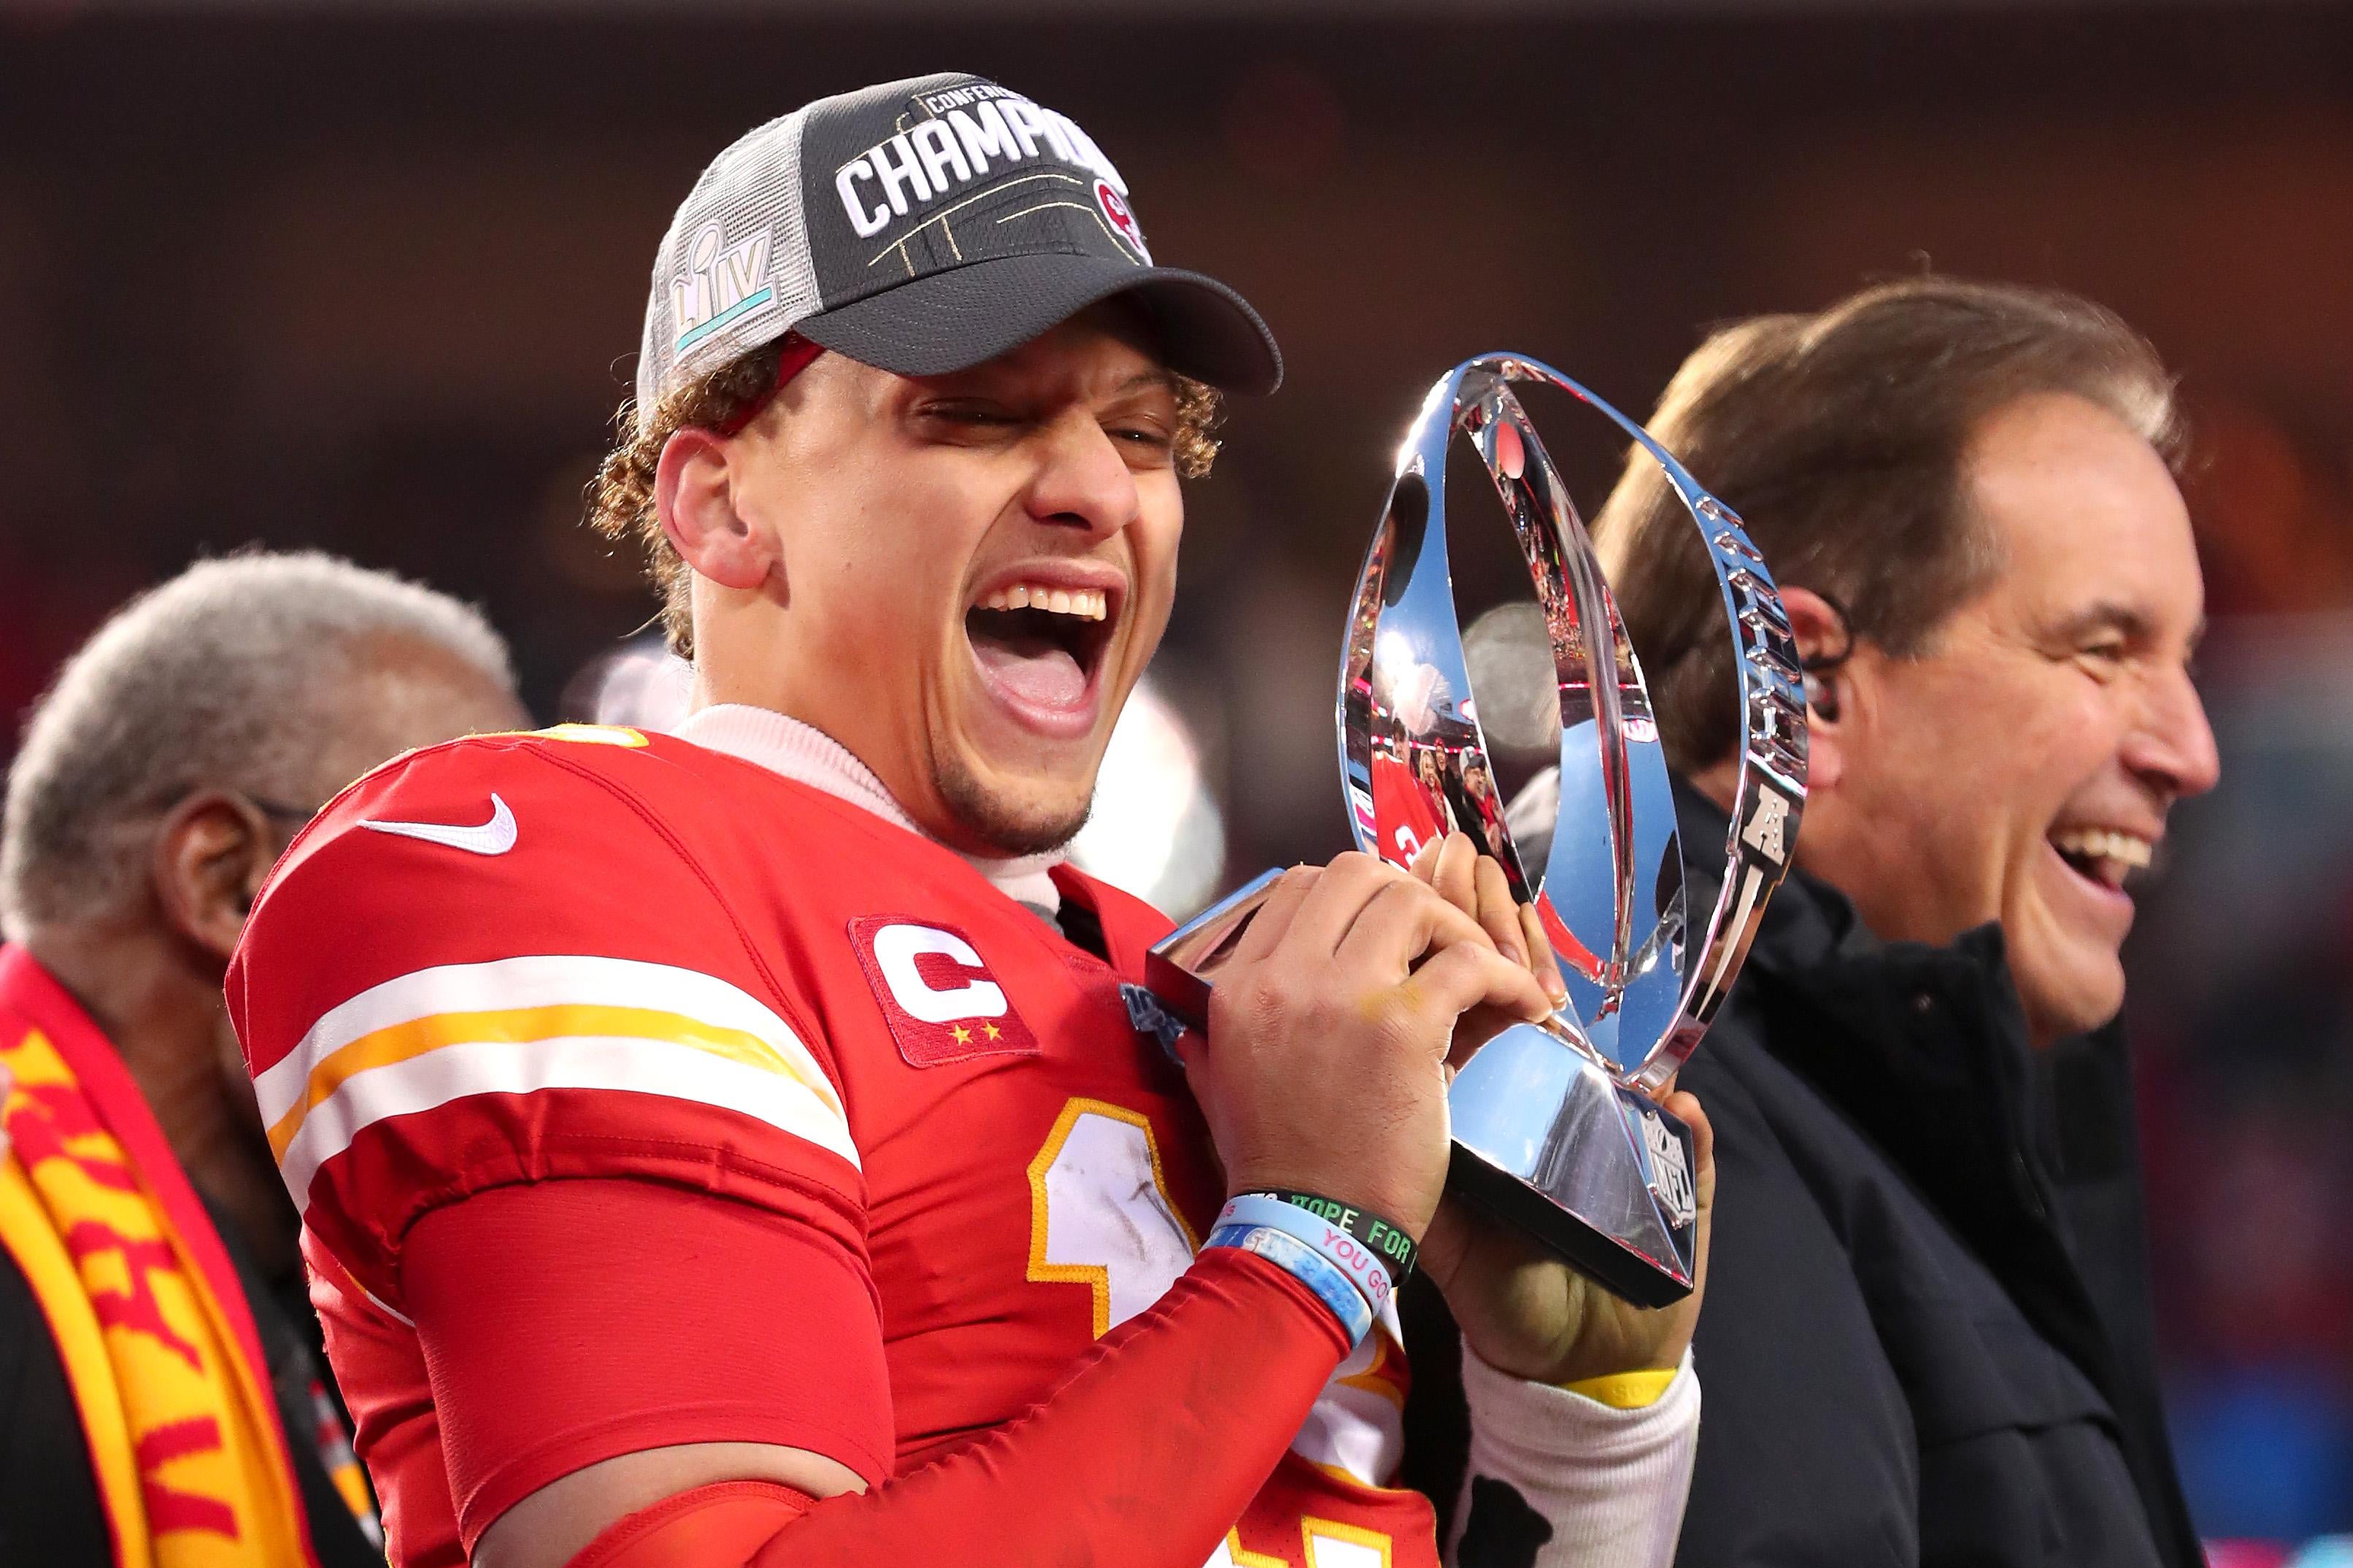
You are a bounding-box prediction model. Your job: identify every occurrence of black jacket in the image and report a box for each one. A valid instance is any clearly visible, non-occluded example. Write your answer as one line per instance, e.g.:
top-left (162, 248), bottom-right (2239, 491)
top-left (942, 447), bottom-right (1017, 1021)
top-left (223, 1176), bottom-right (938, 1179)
top-left (1666, 789), bottom-right (2202, 1568)
top-left (1401, 787), bottom-right (2203, 1567)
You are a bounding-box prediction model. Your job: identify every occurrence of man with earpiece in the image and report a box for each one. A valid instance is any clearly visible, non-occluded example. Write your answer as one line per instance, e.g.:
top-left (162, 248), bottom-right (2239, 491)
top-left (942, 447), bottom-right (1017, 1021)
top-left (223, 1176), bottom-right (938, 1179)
top-left (1466, 276), bottom-right (2214, 1568)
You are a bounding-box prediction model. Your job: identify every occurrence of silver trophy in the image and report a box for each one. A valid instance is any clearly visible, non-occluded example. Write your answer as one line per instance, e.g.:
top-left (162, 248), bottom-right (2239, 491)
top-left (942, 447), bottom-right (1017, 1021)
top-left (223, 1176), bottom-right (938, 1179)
top-left (1149, 355), bottom-right (1808, 1307)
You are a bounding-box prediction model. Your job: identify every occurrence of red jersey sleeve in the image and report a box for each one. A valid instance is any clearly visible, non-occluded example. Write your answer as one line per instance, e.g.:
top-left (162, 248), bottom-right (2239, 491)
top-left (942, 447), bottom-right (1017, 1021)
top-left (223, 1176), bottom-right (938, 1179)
top-left (227, 727), bottom-right (864, 1313)
top-left (404, 1179), bottom-right (896, 1545)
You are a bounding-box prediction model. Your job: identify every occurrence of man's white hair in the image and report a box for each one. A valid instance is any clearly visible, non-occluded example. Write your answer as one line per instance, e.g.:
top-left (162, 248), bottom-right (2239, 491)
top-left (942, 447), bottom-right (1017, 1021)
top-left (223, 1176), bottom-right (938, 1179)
top-left (1, 552), bottom-right (516, 935)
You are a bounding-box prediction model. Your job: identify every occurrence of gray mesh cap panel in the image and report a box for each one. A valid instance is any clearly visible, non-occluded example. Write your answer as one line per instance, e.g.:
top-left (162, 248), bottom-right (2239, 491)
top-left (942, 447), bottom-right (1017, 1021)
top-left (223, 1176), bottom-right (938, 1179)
top-left (633, 72), bottom-right (1279, 421)
top-left (636, 105), bottom-right (820, 424)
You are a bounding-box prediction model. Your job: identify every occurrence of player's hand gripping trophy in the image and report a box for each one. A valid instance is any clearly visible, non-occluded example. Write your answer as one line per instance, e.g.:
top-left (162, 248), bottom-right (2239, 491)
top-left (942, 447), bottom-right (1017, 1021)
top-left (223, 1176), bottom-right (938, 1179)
top-left (1151, 355), bottom-right (1809, 1308)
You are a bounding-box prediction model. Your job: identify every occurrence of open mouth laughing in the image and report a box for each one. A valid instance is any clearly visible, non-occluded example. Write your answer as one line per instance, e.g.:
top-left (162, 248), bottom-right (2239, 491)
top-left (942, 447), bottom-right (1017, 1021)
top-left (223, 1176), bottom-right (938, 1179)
top-left (963, 570), bottom-right (1123, 740)
top-left (2048, 824), bottom-right (2156, 897)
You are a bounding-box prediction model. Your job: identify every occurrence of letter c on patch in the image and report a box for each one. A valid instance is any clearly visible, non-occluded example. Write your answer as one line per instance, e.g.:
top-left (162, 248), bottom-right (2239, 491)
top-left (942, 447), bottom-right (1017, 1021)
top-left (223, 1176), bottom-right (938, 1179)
top-left (872, 924), bottom-right (1008, 1024)
top-left (837, 157), bottom-right (890, 239)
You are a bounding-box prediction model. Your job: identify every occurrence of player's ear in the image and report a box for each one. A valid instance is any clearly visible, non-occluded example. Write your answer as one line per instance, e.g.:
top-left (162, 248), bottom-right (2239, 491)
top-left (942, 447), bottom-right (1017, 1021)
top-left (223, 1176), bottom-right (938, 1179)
top-left (658, 427), bottom-right (777, 593)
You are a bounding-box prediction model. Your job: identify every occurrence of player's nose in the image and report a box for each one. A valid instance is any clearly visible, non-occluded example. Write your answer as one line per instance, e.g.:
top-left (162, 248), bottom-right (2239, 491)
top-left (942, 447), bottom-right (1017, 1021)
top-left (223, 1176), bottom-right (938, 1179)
top-left (1021, 409), bottom-right (1141, 543)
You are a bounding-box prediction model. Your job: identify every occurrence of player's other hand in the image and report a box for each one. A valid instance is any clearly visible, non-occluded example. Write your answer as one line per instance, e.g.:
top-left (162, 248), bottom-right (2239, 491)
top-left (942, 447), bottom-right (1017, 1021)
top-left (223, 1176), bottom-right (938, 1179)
top-left (1421, 1085), bottom-right (1714, 1386)
top-left (1182, 851), bottom-right (1552, 1243)
top-left (1406, 830), bottom-right (1715, 1384)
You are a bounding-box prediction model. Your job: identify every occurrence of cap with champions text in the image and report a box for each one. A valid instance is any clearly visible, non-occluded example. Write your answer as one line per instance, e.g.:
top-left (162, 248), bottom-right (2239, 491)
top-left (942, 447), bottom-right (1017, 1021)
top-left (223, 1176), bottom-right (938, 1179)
top-left (636, 72), bottom-right (1283, 428)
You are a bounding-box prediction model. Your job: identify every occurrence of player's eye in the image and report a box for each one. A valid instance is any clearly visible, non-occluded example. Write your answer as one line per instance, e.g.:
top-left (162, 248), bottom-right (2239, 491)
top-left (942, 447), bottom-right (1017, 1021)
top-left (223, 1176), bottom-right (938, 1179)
top-left (920, 400), bottom-right (1023, 430)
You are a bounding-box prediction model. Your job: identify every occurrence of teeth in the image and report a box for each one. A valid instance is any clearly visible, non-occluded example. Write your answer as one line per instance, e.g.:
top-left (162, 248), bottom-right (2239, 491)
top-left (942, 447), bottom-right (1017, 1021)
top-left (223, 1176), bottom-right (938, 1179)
top-left (976, 583), bottom-right (1109, 620)
top-left (2051, 827), bottom-right (2155, 890)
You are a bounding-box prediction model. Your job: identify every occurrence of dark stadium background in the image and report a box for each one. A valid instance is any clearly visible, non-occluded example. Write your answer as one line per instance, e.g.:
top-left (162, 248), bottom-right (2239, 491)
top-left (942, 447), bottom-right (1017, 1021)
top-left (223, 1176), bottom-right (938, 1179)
top-left (3, 1), bottom-right (2349, 1546)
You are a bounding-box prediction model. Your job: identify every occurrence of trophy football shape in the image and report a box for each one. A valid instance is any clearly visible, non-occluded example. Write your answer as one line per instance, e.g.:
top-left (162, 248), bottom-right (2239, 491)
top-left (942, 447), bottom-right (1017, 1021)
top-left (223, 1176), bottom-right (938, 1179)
top-left (1152, 355), bottom-right (1809, 1307)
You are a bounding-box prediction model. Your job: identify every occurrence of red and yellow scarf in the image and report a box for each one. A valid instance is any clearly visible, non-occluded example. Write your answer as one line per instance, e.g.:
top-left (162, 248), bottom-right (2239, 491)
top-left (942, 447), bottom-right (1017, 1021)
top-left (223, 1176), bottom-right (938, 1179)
top-left (0, 944), bottom-right (321, 1568)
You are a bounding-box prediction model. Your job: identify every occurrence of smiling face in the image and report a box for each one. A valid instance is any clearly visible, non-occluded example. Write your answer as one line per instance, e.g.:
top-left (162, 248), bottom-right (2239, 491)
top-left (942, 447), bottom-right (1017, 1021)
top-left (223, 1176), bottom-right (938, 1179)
top-left (1803, 392), bottom-right (2221, 1043)
top-left (669, 306), bottom-right (1185, 857)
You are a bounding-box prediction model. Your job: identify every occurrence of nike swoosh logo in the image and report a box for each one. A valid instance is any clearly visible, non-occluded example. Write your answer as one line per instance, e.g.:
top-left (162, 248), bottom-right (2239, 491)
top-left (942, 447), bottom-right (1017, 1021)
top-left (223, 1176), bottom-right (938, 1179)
top-left (360, 794), bottom-right (517, 857)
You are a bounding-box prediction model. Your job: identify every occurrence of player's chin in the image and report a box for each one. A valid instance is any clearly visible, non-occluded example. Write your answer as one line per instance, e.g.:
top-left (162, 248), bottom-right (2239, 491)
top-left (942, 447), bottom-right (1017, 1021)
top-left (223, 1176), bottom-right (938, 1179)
top-left (935, 742), bottom-right (1100, 859)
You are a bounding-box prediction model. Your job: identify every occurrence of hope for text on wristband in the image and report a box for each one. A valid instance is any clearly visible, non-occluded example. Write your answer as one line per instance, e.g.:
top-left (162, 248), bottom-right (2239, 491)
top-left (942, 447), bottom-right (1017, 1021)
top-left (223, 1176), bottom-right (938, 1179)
top-left (1237, 1190), bottom-right (1417, 1286)
top-left (1216, 1195), bottom-right (1393, 1320)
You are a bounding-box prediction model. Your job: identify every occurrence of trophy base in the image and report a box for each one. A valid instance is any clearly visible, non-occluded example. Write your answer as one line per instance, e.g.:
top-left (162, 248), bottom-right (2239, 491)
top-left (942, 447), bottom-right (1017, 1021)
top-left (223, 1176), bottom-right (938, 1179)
top-left (1147, 873), bottom-right (1701, 1308)
top-left (1444, 1025), bottom-right (1699, 1309)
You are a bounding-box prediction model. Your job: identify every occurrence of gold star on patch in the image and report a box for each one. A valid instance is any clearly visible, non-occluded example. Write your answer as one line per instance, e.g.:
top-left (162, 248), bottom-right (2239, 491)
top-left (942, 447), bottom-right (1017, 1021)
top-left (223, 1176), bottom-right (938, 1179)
top-left (982, 1022), bottom-right (1003, 1041)
top-left (950, 1025), bottom-right (971, 1045)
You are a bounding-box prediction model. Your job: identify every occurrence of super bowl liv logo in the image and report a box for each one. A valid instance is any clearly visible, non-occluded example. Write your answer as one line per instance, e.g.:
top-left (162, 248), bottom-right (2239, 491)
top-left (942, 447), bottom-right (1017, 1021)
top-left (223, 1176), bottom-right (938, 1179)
top-left (673, 220), bottom-right (777, 353)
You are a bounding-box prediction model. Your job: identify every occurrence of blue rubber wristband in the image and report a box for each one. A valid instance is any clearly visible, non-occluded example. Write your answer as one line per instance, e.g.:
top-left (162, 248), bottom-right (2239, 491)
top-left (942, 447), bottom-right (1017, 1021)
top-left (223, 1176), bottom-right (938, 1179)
top-left (1215, 1194), bottom-right (1395, 1320)
top-left (1204, 1223), bottom-right (1374, 1349)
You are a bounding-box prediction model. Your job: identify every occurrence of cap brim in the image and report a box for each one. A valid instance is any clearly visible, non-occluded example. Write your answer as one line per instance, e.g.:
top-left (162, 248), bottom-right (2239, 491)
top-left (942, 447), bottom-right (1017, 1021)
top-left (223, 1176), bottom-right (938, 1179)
top-left (796, 253), bottom-right (1283, 395)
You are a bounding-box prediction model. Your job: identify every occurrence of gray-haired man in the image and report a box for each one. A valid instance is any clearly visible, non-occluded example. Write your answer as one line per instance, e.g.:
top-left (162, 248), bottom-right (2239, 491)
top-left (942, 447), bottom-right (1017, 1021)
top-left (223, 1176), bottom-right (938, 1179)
top-left (0, 552), bottom-right (524, 1567)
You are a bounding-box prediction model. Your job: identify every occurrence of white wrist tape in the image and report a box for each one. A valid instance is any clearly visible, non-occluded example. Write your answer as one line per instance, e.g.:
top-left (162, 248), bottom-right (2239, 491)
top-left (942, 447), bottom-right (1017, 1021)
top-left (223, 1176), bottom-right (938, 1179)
top-left (1445, 1345), bottom-right (1701, 1568)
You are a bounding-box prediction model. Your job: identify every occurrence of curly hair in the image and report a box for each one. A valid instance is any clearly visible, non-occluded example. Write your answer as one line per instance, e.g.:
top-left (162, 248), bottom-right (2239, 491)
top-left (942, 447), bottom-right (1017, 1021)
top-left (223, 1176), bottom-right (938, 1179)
top-left (588, 341), bottom-right (1225, 658)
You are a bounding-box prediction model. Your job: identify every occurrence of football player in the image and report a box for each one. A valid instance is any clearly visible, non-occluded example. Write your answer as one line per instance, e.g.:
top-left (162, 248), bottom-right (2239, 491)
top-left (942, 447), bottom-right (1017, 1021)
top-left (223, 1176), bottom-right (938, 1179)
top-left (228, 74), bottom-right (1714, 1568)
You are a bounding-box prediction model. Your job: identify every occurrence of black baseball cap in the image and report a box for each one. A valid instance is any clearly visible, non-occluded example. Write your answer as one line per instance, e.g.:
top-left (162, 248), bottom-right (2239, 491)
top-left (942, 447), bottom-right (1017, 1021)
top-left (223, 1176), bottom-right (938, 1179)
top-left (634, 72), bottom-right (1282, 426)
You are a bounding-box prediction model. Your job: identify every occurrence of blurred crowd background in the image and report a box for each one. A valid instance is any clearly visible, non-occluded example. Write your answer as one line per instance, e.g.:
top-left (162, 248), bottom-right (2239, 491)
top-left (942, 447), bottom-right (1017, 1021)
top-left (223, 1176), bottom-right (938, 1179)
top-left (4, 0), bottom-right (2349, 1548)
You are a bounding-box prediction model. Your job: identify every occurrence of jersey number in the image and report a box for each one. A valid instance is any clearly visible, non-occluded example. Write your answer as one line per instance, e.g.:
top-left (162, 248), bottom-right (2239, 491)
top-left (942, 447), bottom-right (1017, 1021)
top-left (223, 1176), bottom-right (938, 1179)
top-left (1206, 1520), bottom-right (1395, 1568)
top-left (1025, 1099), bottom-right (1398, 1568)
top-left (1025, 1097), bottom-right (1196, 1338)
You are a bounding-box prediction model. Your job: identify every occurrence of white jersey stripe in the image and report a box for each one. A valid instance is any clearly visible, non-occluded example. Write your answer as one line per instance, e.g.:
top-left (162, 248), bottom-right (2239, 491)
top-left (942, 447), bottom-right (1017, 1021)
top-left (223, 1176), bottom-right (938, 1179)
top-left (278, 1031), bottom-right (861, 1217)
top-left (256, 954), bottom-right (835, 1127)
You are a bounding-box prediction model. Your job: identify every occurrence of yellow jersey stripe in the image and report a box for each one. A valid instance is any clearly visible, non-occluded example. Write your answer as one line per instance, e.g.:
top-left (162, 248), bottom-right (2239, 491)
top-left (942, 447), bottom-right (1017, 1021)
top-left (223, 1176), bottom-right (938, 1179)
top-left (265, 1002), bottom-right (827, 1161)
top-left (257, 954), bottom-right (836, 1127)
top-left (277, 1030), bottom-right (861, 1215)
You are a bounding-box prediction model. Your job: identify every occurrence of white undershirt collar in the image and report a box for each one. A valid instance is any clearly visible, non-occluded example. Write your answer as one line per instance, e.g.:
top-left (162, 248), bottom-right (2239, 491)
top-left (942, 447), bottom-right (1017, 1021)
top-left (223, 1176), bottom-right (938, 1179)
top-left (673, 703), bottom-right (1066, 916)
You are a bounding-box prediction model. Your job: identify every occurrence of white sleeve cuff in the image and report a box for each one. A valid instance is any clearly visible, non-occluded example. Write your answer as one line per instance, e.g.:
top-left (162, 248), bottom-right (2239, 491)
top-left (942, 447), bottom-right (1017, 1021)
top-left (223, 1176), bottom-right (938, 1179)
top-left (1444, 1344), bottom-right (1701, 1568)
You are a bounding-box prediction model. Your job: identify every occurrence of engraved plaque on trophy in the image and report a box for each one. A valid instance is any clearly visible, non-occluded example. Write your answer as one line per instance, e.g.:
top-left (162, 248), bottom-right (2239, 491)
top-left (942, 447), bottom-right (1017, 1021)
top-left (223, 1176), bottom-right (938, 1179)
top-left (1150, 355), bottom-right (1807, 1307)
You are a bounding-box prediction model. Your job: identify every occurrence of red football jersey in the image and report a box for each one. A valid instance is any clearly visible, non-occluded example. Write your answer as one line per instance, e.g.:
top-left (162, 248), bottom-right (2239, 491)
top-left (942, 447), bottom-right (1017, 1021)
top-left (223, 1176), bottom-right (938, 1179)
top-left (228, 723), bottom-right (1433, 1568)
top-left (1368, 749), bottom-right (1452, 867)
